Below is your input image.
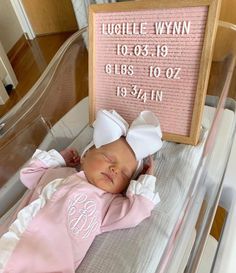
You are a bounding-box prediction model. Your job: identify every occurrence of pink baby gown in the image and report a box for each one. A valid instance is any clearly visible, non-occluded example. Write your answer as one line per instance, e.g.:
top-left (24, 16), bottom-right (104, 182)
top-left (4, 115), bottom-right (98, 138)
top-left (0, 149), bottom-right (160, 273)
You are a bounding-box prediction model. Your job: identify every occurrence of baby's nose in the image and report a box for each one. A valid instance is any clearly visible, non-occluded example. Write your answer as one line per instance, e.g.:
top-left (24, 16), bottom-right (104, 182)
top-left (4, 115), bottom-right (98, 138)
top-left (110, 165), bottom-right (118, 174)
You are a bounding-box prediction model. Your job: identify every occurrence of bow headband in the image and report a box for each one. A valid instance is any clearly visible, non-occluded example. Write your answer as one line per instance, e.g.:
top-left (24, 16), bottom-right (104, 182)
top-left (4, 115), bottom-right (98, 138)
top-left (93, 109), bottom-right (163, 160)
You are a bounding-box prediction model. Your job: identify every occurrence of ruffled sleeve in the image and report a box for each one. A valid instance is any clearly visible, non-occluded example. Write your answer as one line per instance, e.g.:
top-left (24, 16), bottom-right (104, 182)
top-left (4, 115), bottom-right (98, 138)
top-left (127, 174), bottom-right (160, 205)
top-left (32, 149), bottom-right (66, 167)
top-left (20, 149), bottom-right (66, 190)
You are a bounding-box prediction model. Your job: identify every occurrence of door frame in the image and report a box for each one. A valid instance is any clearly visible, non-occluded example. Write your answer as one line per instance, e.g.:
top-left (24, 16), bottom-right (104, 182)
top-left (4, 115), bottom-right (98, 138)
top-left (10, 0), bottom-right (35, 40)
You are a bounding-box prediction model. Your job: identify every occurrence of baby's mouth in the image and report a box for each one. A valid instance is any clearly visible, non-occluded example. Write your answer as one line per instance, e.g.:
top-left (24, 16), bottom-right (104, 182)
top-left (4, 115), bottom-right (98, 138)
top-left (101, 172), bottom-right (114, 184)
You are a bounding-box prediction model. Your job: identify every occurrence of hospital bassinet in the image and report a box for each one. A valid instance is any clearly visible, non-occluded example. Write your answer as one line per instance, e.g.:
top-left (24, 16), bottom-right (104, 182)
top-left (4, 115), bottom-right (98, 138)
top-left (0, 26), bottom-right (236, 273)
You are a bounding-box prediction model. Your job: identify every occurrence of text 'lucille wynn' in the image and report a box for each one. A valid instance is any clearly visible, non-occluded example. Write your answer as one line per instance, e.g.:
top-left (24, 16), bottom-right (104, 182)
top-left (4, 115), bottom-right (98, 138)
top-left (101, 21), bottom-right (191, 35)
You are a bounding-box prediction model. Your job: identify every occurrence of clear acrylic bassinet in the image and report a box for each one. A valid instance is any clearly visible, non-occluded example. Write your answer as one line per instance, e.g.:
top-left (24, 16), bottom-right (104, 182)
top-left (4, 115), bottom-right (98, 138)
top-left (0, 25), bottom-right (235, 273)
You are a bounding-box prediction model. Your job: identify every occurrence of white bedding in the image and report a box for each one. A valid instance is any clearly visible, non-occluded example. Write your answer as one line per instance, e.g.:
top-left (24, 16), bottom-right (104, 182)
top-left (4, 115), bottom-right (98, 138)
top-left (0, 105), bottom-right (234, 273)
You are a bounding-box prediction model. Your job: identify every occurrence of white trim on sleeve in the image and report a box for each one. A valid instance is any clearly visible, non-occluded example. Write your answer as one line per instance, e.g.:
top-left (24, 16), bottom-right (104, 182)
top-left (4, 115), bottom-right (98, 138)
top-left (0, 178), bottom-right (64, 269)
top-left (32, 149), bottom-right (66, 168)
top-left (127, 174), bottom-right (160, 205)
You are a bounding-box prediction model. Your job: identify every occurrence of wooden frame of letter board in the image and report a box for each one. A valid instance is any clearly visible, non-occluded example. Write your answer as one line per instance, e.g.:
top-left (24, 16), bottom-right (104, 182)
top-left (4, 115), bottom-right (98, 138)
top-left (89, 0), bottom-right (221, 145)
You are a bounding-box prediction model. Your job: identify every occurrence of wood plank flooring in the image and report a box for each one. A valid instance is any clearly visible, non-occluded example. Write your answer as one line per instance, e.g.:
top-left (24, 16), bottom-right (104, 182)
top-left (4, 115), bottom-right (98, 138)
top-left (0, 31), bottom-right (75, 117)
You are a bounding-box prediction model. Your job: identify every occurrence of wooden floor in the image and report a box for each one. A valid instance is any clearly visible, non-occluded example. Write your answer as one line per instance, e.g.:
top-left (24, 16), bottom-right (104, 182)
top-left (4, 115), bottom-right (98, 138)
top-left (0, 32), bottom-right (230, 241)
top-left (0, 31), bottom-right (75, 117)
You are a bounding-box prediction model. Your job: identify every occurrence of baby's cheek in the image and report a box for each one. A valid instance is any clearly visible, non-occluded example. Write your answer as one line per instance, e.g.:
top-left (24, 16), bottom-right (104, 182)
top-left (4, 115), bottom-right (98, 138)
top-left (90, 157), bottom-right (105, 170)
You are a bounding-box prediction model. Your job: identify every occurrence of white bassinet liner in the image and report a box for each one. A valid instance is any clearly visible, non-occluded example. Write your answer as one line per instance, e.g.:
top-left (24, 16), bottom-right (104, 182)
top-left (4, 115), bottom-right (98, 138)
top-left (0, 104), bottom-right (234, 273)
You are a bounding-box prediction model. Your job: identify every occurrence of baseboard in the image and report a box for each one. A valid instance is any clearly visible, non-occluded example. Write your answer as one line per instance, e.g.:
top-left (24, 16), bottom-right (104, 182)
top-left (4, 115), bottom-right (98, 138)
top-left (7, 35), bottom-right (28, 64)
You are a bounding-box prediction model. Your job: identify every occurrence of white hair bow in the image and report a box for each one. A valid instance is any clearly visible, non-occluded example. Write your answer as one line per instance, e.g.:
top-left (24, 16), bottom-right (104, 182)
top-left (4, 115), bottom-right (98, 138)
top-left (93, 110), bottom-right (163, 160)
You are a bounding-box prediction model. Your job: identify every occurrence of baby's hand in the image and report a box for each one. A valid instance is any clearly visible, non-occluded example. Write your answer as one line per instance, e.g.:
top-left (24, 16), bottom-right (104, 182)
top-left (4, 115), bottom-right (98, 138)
top-left (60, 148), bottom-right (80, 167)
top-left (142, 156), bottom-right (154, 175)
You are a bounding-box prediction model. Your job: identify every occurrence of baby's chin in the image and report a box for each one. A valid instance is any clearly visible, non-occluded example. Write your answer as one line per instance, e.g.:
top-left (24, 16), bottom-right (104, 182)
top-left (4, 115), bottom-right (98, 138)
top-left (82, 171), bottom-right (125, 194)
top-left (87, 178), bottom-right (117, 193)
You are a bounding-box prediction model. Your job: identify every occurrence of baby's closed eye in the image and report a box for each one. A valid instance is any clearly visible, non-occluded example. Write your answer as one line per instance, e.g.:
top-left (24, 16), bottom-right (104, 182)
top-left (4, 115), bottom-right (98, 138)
top-left (102, 152), bottom-right (116, 163)
top-left (102, 153), bottom-right (113, 162)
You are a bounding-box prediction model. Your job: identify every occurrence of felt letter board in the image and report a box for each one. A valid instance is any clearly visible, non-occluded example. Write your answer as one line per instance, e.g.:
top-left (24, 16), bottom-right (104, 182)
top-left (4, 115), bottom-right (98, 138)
top-left (89, 0), bottom-right (221, 145)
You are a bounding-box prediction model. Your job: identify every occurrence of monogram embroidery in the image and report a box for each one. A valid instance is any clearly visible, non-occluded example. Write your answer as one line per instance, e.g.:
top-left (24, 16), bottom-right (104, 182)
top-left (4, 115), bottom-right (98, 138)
top-left (67, 193), bottom-right (99, 239)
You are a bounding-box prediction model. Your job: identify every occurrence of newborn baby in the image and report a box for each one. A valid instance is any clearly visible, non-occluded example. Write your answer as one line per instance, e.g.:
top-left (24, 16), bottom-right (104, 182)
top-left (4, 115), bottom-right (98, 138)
top-left (0, 109), bottom-right (162, 273)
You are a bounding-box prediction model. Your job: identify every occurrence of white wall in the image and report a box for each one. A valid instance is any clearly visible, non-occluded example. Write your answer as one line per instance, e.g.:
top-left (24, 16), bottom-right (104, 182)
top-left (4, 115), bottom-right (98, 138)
top-left (0, 0), bottom-right (23, 53)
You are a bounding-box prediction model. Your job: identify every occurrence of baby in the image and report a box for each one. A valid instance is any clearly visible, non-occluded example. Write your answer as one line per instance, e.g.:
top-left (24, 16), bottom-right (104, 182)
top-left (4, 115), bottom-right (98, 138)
top-left (0, 109), bottom-right (162, 273)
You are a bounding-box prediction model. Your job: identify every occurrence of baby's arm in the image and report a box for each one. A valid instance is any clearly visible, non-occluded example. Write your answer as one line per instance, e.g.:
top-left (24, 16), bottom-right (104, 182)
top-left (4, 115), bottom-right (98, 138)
top-left (101, 169), bottom-right (160, 233)
top-left (20, 148), bottom-right (79, 190)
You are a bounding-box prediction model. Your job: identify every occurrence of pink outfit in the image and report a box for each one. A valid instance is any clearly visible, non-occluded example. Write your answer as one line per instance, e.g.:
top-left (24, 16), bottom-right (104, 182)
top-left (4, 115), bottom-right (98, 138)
top-left (0, 150), bottom-right (160, 273)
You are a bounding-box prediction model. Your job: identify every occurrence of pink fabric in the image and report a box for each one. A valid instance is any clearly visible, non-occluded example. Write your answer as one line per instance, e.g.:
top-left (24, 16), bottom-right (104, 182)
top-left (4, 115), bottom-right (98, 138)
top-left (94, 6), bottom-right (208, 136)
top-left (3, 161), bottom-right (155, 273)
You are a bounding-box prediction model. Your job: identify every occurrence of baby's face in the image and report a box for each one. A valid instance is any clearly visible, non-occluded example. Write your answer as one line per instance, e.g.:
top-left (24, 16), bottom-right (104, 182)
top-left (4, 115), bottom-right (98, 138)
top-left (81, 138), bottom-right (138, 193)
